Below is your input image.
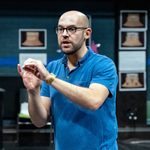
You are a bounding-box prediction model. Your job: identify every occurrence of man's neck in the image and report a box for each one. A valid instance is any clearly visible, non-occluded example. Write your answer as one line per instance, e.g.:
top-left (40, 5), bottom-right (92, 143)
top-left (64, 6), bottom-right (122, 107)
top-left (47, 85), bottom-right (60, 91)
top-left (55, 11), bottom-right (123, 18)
top-left (67, 47), bottom-right (88, 68)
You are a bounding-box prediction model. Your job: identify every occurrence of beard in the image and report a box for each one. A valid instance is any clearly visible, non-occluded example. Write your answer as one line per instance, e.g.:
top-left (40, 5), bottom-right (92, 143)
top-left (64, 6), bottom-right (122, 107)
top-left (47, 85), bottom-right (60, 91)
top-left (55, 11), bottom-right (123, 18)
top-left (59, 38), bottom-right (85, 55)
top-left (61, 46), bottom-right (80, 55)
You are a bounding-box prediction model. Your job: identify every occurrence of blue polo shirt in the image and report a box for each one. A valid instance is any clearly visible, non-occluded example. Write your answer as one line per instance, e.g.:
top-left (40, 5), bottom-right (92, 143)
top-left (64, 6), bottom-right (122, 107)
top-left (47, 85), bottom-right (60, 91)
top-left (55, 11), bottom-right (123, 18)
top-left (40, 48), bottom-right (118, 150)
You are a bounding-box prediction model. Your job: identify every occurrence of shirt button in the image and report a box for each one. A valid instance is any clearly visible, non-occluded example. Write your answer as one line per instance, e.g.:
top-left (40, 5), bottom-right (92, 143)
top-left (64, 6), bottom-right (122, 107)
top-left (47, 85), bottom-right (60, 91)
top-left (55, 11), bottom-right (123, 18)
top-left (66, 76), bottom-right (69, 79)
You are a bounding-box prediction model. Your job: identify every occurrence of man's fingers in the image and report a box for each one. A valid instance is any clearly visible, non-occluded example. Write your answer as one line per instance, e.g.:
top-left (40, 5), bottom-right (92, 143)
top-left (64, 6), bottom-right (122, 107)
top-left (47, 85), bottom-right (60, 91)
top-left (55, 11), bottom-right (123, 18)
top-left (36, 72), bottom-right (41, 79)
top-left (23, 65), bottom-right (37, 74)
top-left (23, 65), bottom-right (41, 79)
top-left (17, 64), bottom-right (23, 77)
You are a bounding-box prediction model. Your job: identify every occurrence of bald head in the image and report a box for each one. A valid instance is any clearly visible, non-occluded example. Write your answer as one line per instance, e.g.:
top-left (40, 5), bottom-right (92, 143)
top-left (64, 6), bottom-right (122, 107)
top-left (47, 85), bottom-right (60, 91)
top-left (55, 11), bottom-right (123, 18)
top-left (58, 10), bottom-right (90, 28)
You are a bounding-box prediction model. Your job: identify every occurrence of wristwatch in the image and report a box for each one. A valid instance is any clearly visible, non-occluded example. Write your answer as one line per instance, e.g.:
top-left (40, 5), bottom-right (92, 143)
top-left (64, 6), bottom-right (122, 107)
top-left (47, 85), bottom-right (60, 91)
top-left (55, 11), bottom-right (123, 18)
top-left (45, 73), bottom-right (56, 84)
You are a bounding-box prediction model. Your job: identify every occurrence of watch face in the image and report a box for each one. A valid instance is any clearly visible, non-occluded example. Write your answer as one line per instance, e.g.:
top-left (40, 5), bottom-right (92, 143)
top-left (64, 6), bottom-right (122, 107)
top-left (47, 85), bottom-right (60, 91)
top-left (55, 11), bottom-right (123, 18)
top-left (46, 74), bottom-right (56, 84)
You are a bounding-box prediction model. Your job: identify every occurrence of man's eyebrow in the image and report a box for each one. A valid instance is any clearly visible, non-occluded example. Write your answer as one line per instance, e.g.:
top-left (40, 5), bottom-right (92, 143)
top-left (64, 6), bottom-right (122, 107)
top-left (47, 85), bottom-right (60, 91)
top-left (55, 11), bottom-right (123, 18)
top-left (57, 25), bottom-right (76, 28)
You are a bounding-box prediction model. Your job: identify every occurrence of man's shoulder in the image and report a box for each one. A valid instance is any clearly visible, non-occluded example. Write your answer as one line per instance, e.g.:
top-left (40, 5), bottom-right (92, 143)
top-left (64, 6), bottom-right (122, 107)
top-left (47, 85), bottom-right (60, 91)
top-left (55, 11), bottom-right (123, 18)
top-left (92, 52), bottom-right (114, 64)
top-left (91, 53), bottom-right (117, 73)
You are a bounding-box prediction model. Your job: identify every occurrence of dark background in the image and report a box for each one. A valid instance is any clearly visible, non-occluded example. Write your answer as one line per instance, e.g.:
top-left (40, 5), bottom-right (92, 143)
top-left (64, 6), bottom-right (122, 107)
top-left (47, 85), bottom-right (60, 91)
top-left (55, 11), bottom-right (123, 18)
top-left (0, 0), bottom-right (149, 128)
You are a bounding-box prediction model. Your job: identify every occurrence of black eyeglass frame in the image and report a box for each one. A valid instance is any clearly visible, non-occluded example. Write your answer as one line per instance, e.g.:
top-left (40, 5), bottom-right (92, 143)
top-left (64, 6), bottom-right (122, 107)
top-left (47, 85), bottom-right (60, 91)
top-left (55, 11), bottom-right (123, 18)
top-left (56, 26), bottom-right (88, 35)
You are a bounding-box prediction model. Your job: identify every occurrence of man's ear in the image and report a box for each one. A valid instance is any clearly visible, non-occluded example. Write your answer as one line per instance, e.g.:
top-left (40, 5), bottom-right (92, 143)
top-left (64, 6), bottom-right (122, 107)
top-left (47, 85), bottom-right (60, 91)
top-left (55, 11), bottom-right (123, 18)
top-left (84, 28), bottom-right (92, 39)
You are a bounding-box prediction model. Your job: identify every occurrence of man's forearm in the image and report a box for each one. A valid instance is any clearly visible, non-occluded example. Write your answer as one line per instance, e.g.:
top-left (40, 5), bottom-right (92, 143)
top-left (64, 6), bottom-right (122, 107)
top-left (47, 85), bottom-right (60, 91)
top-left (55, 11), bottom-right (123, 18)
top-left (28, 89), bottom-right (49, 127)
top-left (49, 77), bottom-right (109, 110)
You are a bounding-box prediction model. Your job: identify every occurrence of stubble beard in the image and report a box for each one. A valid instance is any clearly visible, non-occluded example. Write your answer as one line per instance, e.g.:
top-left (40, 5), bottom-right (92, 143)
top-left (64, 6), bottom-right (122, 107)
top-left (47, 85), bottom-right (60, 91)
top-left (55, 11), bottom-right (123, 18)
top-left (59, 36), bottom-right (85, 55)
top-left (59, 43), bottom-right (82, 55)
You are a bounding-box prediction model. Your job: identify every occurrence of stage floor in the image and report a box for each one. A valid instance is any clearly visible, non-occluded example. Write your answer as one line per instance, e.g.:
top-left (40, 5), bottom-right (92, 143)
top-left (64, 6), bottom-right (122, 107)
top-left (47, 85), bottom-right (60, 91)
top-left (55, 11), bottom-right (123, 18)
top-left (2, 139), bottom-right (150, 150)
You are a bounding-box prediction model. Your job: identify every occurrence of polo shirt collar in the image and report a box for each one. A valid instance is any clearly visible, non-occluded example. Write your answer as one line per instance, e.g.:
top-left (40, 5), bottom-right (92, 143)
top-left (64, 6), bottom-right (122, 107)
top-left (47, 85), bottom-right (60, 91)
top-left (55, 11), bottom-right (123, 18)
top-left (61, 47), bottom-right (93, 66)
top-left (62, 55), bottom-right (68, 67)
top-left (78, 47), bottom-right (93, 65)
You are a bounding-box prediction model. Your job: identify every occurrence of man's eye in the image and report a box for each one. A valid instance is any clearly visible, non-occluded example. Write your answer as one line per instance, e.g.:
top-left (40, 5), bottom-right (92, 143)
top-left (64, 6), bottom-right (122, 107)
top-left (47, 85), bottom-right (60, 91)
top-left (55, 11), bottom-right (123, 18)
top-left (58, 28), bottom-right (63, 31)
top-left (68, 27), bottom-right (76, 32)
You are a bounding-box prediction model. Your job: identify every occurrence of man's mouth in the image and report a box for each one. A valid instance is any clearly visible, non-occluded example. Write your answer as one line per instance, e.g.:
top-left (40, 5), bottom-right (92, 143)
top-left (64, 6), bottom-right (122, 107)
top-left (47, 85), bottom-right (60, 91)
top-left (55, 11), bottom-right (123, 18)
top-left (61, 41), bottom-right (71, 47)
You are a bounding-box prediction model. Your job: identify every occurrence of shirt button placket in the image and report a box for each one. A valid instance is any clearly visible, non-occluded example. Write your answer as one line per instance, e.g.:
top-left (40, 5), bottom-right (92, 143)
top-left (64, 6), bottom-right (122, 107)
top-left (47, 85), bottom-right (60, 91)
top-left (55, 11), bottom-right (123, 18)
top-left (65, 67), bottom-right (70, 80)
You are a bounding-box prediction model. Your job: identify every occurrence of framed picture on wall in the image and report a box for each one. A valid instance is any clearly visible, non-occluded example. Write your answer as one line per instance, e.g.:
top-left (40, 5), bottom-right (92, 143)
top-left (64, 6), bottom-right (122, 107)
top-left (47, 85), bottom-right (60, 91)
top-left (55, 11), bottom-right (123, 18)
top-left (119, 71), bottom-right (146, 91)
top-left (120, 10), bottom-right (148, 31)
top-left (119, 30), bottom-right (146, 50)
top-left (118, 51), bottom-right (146, 71)
top-left (19, 29), bottom-right (47, 49)
top-left (19, 53), bottom-right (47, 66)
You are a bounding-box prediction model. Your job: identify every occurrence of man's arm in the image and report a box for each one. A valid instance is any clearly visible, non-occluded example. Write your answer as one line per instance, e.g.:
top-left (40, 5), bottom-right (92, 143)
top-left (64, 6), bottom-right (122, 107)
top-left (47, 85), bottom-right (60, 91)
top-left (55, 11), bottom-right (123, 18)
top-left (22, 59), bottom-right (109, 111)
top-left (49, 75), bottom-right (109, 110)
top-left (17, 64), bottom-right (51, 127)
top-left (28, 91), bottom-right (51, 127)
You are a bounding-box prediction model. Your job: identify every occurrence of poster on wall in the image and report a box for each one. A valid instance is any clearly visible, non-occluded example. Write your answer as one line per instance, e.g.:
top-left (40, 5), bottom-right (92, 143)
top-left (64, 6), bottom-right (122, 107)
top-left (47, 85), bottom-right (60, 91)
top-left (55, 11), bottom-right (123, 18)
top-left (19, 29), bottom-right (47, 49)
top-left (120, 10), bottom-right (148, 31)
top-left (119, 71), bottom-right (146, 91)
top-left (19, 53), bottom-right (47, 67)
top-left (119, 51), bottom-right (146, 71)
top-left (119, 30), bottom-right (146, 50)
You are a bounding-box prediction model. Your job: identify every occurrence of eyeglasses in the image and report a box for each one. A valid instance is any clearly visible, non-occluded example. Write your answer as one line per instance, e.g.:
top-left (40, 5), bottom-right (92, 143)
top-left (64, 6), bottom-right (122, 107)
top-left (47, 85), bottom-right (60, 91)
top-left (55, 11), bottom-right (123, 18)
top-left (56, 26), bottom-right (87, 35)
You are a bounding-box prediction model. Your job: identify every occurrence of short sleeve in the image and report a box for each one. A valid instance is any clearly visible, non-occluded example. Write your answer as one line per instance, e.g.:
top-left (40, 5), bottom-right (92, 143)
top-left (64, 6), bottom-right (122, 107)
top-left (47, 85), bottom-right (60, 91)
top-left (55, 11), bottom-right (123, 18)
top-left (90, 57), bottom-right (118, 97)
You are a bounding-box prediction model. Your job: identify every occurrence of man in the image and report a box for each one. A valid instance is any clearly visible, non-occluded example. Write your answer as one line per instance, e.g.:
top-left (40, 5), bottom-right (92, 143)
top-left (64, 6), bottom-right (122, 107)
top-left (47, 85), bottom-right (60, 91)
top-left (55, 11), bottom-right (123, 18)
top-left (18, 10), bottom-right (118, 150)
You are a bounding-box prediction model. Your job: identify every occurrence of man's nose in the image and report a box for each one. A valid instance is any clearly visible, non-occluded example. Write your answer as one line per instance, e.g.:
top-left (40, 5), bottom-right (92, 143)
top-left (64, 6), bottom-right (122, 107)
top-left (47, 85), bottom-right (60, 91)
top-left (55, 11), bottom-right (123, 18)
top-left (62, 29), bottom-right (69, 36)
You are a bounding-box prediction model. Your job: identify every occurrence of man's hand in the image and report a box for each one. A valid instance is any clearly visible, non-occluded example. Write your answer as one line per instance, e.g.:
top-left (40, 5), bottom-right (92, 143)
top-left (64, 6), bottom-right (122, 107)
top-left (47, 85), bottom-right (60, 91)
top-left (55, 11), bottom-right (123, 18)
top-left (22, 58), bottom-right (50, 81)
top-left (17, 63), bottom-right (42, 91)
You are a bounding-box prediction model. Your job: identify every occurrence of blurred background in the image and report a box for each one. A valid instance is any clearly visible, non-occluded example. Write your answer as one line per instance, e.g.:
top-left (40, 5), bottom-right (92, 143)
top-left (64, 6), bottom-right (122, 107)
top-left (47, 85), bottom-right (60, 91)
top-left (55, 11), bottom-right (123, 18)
top-left (0, 0), bottom-right (150, 149)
